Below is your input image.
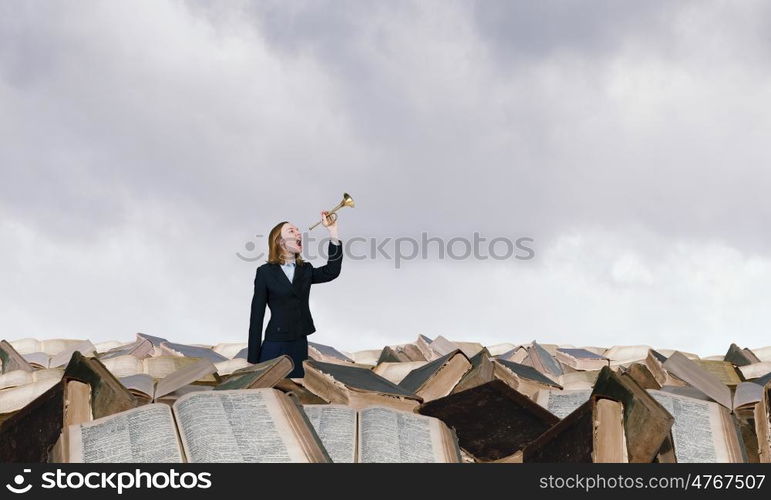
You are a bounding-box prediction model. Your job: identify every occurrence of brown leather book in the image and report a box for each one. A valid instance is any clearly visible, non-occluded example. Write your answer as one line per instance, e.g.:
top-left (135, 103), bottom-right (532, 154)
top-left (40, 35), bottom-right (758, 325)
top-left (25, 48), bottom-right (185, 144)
top-left (398, 349), bottom-right (471, 402)
top-left (590, 366), bottom-right (673, 463)
top-left (523, 395), bottom-right (628, 463)
top-left (418, 380), bottom-right (559, 462)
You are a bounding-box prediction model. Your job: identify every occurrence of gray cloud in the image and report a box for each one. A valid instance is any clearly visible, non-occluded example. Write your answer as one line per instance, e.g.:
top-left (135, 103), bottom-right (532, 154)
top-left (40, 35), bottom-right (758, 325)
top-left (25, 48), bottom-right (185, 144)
top-left (1, 1), bottom-right (770, 354)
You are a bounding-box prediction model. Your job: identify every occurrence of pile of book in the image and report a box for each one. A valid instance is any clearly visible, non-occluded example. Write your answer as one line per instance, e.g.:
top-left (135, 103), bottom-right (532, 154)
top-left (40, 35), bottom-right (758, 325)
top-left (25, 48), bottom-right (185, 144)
top-left (1, 334), bottom-right (770, 463)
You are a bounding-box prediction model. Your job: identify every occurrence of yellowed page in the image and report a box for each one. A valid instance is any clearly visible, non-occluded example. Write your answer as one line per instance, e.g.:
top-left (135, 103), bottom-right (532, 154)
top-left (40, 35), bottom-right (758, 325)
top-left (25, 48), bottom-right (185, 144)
top-left (357, 406), bottom-right (448, 463)
top-left (68, 404), bottom-right (183, 463)
top-left (0, 378), bottom-right (59, 413)
top-left (172, 389), bottom-right (308, 462)
top-left (0, 370), bottom-right (33, 390)
top-left (102, 355), bottom-right (143, 378)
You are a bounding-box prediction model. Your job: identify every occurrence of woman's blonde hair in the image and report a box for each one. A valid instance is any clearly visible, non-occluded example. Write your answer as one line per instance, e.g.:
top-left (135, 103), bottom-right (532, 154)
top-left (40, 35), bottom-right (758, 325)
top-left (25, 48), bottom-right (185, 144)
top-left (267, 221), bottom-right (305, 265)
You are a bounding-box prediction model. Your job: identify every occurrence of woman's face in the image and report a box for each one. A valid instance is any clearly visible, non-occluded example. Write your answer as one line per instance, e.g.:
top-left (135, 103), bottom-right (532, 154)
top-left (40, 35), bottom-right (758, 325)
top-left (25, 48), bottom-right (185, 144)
top-left (279, 223), bottom-right (302, 254)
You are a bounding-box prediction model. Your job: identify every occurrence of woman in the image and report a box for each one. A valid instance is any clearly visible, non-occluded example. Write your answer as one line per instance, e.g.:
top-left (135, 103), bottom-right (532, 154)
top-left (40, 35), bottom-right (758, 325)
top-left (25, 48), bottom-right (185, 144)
top-left (247, 211), bottom-right (342, 377)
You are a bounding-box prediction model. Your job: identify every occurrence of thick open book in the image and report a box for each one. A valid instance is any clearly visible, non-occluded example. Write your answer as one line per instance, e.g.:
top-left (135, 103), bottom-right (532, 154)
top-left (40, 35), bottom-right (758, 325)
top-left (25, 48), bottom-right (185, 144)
top-left (0, 368), bottom-right (62, 391)
top-left (97, 338), bottom-right (154, 361)
top-left (494, 358), bottom-right (562, 397)
top-left (725, 343), bottom-right (761, 367)
top-left (648, 389), bottom-right (746, 463)
top-left (418, 380), bottom-right (559, 462)
top-left (303, 404), bottom-right (461, 463)
top-left (373, 361), bottom-right (428, 384)
top-left (523, 395), bottom-right (628, 463)
top-left (308, 342), bottom-right (355, 364)
top-left (158, 342), bottom-right (229, 363)
top-left (102, 355), bottom-right (219, 383)
top-left (118, 359), bottom-right (217, 403)
top-left (1, 340), bottom-right (34, 373)
top-left (302, 359), bottom-right (422, 411)
top-left (526, 341), bottom-right (564, 379)
top-left (1, 351), bottom-right (140, 462)
top-left (398, 349), bottom-right (471, 402)
top-left (591, 366), bottom-right (674, 463)
top-left (556, 348), bottom-right (609, 371)
top-left (9, 338), bottom-right (93, 357)
top-left (452, 348), bottom-right (493, 393)
top-left (68, 389), bottom-right (331, 463)
top-left (663, 351), bottom-right (733, 409)
top-left (214, 355), bottom-right (294, 391)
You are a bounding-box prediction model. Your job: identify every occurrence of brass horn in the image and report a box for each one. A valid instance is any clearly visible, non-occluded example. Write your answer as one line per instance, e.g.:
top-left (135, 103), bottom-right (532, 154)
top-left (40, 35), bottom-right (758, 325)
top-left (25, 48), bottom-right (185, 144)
top-left (309, 192), bottom-right (355, 230)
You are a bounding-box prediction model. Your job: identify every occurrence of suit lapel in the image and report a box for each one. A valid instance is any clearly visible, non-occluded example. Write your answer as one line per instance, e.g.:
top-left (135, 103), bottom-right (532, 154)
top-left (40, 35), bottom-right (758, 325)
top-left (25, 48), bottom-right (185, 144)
top-left (290, 262), bottom-right (304, 295)
top-left (272, 263), bottom-right (302, 297)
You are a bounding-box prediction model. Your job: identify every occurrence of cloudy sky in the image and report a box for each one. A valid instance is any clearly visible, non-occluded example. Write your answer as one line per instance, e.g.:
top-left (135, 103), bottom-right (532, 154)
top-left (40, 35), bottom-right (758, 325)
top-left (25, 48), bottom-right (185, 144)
top-left (2, 0), bottom-right (770, 356)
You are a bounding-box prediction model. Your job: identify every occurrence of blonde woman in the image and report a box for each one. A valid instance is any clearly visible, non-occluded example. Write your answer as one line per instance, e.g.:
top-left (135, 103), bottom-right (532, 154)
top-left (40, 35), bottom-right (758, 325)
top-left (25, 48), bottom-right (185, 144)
top-left (247, 211), bottom-right (342, 377)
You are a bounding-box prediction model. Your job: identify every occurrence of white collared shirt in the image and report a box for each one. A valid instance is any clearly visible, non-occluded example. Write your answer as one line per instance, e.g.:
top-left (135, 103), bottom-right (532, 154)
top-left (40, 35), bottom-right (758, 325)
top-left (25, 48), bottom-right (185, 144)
top-left (281, 258), bottom-right (296, 282)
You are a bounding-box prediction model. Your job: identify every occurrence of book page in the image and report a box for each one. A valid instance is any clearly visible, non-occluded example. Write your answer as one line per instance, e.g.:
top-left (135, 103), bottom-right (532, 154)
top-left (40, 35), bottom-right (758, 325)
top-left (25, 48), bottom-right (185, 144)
top-left (102, 355), bottom-right (142, 378)
top-left (49, 340), bottom-right (96, 367)
top-left (119, 374), bottom-right (156, 399)
top-left (155, 359), bottom-right (215, 399)
top-left (373, 361), bottom-right (427, 384)
top-left (0, 340), bottom-right (34, 372)
top-left (303, 404), bottom-right (357, 463)
top-left (649, 389), bottom-right (729, 463)
top-left (536, 389), bottom-right (592, 419)
top-left (214, 358), bottom-right (251, 376)
top-left (42, 339), bottom-right (88, 356)
top-left (212, 342), bottom-right (247, 359)
top-left (22, 352), bottom-right (51, 368)
top-left (733, 382), bottom-right (763, 410)
top-left (663, 352), bottom-right (732, 409)
top-left (8, 338), bottom-right (41, 355)
top-left (0, 378), bottom-right (60, 414)
top-left (739, 362), bottom-right (771, 380)
top-left (68, 404), bottom-right (183, 463)
top-left (173, 389), bottom-right (307, 463)
top-left (0, 370), bottom-right (33, 390)
top-left (143, 357), bottom-right (199, 379)
top-left (358, 406), bottom-right (445, 463)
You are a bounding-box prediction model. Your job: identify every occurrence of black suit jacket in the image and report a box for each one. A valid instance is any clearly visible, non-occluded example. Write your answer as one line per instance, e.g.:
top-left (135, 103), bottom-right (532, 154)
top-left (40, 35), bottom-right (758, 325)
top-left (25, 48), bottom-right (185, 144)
top-left (247, 240), bottom-right (343, 363)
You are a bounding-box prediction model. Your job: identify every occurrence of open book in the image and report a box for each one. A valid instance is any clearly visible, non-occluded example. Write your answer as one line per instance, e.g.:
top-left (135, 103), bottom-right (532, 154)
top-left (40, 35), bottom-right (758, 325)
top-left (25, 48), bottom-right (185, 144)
top-left (303, 404), bottom-right (461, 463)
top-left (418, 380), bottom-right (559, 462)
top-left (302, 359), bottom-right (422, 411)
top-left (1, 340), bottom-right (34, 373)
top-left (214, 355), bottom-right (294, 391)
top-left (535, 389), bottom-right (592, 419)
top-left (523, 396), bottom-right (629, 463)
top-left (397, 349), bottom-right (471, 402)
top-left (591, 366), bottom-right (674, 463)
top-left (102, 355), bottom-right (219, 383)
top-left (648, 389), bottom-right (746, 463)
top-left (663, 351), bottom-right (732, 409)
top-left (159, 342), bottom-right (228, 363)
top-left (68, 389), bottom-right (330, 463)
top-left (556, 348), bottom-right (609, 371)
top-left (97, 338), bottom-right (153, 361)
top-left (118, 359), bottom-right (217, 403)
top-left (308, 342), bottom-right (355, 364)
